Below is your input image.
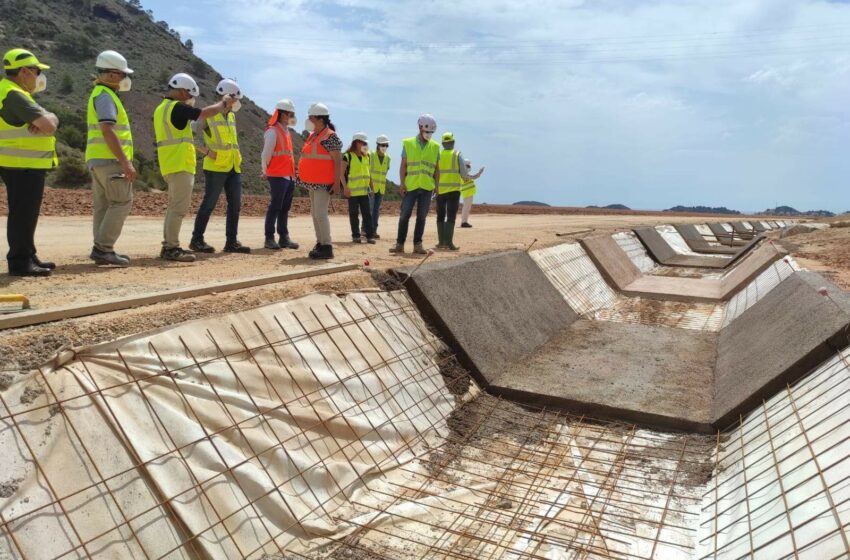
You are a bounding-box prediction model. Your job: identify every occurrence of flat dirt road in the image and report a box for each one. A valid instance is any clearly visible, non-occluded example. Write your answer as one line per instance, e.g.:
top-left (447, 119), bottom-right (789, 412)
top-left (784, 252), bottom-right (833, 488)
top-left (0, 211), bottom-right (833, 372)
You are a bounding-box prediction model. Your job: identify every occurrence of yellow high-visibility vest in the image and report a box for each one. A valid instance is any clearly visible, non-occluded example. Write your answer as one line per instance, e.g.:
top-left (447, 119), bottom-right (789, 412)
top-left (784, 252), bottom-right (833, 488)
top-left (369, 151), bottom-right (390, 194)
top-left (402, 136), bottom-right (439, 191)
top-left (461, 179), bottom-right (477, 198)
top-left (153, 99), bottom-right (195, 176)
top-left (437, 149), bottom-right (462, 194)
top-left (85, 84), bottom-right (133, 162)
top-left (0, 79), bottom-right (56, 169)
top-left (202, 111), bottom-right (241, 173)
top-left (345, 152), bottom-right (371, 196)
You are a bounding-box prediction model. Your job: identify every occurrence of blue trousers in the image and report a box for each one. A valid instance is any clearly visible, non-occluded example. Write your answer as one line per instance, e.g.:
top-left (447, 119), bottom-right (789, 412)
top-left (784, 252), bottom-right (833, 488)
top-left (396, 189), bottom-right (432, 245)
top-left (192, 169), bottom-right (242, 244)
top-left (370, 192), bottom-right (383, 233)
top-left (264, 176), bottom-right (295, 239)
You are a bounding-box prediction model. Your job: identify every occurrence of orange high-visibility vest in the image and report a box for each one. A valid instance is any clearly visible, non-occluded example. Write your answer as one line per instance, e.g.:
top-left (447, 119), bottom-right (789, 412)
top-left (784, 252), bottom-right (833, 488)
top-left (265, 123), bottom-right (295, 177)
top-left (298, 127), bottom-right (335, 184)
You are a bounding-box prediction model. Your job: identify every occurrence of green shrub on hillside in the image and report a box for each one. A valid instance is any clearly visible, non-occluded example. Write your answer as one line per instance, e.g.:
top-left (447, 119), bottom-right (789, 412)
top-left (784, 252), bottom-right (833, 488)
top-left (54, 31), bottom-right (95, 60)
top-left (51, 156), bottom-right (90, 187)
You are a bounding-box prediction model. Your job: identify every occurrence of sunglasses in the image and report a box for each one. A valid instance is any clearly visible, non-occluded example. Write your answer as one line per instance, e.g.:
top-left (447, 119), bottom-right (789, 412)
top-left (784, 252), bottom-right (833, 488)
top-left (377, 143), bottom-right (389, 148)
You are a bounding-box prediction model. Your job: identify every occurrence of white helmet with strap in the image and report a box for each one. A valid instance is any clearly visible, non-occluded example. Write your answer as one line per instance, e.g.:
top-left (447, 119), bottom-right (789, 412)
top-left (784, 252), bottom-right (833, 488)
top-left (168, 73), bottom-right (199, 97)
top-left (417, 114), bottom-right (437, 132)
top-left (216, 78), bottom-right (242, 99)
top-left (352, 132), bottom-right (368, 143)
top-left (376, 134), bottom-right (390, 145)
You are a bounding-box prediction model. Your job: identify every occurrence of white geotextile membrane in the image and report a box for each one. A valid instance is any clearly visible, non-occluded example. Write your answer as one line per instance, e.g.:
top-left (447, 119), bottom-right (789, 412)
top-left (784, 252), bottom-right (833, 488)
top-left (721, 223), bottom-right (734, 232)
top-left (692, 224), bottom-right (723, 246)
top-left (0, 291), bottom-right (457, 559)
top-left (612, 231), bottom-right (657, 273)
top-left (722, 256), bottom-right (802, 328)
top-left (654, 225), bottom-right (730, 259)
top-left (698, 348), bottom-right (850, 559)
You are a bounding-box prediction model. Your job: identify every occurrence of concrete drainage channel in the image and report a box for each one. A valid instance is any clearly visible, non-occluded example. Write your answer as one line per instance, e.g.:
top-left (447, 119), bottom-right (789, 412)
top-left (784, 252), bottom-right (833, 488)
top-left (0, 221), bottom-right (848, 559)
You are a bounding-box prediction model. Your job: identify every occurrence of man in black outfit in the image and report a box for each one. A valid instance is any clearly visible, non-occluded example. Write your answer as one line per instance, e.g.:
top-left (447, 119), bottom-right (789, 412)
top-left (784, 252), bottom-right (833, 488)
top-left (0, 48), bottom-right (59, 277)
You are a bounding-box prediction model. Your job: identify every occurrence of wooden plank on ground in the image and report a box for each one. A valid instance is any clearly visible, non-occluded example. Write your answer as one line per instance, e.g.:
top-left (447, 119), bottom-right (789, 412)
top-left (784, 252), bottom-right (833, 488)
top-left (0, 263), bottom-right (358, 330)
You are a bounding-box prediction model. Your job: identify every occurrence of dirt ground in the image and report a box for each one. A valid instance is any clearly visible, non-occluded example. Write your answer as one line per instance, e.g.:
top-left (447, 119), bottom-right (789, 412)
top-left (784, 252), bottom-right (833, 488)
top-left (0, 210), bottom-right (834, 374)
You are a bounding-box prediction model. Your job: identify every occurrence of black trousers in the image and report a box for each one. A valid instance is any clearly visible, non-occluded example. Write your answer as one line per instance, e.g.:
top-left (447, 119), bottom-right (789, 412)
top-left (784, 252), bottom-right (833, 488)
top-left (0, 167), bottom-right (46, 270)
top-left (436, 191), bottom-right (460, 223)
top-left (348, 195), bottom-right (374, 238)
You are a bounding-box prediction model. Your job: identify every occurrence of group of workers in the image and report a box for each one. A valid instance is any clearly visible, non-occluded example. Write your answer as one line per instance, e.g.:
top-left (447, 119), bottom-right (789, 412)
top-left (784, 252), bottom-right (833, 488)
top-left (0, 47), bottom-right (484, 277)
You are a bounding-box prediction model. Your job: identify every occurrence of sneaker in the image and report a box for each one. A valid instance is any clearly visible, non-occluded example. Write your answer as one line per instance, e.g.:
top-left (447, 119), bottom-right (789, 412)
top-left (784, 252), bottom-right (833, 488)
top-left (265, 239), bottom-right (281, 250)
top-left (9, 261), bottom-right (51, 277)
top-left (189, 240), bottom-right (215, 253)
top-left (366, 237), bottom-right (377, 245)
top-left (461, 223), bottom-right (472, 228)
top-left (280, 236), bottom-right (300, 250)
top-left (389, 243), bottom-right (404, 254)
top-left (413, 243), bottom-right (427, 255)
top-left (352, 236), bottom-right (363, 244)
top-left (223, 241), bottom-right (251, 254)
top-left (90, 247), bottom-right (129, 267)
top-left (160, 246), bottom-right (196, 262)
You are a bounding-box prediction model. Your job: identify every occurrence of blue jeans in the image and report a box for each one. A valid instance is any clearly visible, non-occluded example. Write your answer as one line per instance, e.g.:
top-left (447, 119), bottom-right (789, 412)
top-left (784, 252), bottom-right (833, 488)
top-left (192, 169), bottom-right (242, 244)
top-left (370, 192), bottom-right (383, 233)
top-left (396, 189), bottom-right (432, 245)
top-left (264, 177), bottom-right (295, 239)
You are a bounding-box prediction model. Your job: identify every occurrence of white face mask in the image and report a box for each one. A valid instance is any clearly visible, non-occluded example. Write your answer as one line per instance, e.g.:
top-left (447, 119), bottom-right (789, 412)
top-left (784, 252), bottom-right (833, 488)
top-left (231, 100), bottom-right (242, 113)
top-left (118, 76), bottom-right (132, 92)
top-left (422, 131), bottom-right (433, 140)
top-left (185, 96), bottom-right (196, 107)
top-left (377, 146), bottom-right (387, 155)
top-left (289, 116), bottom-right (297, 128)
top-left (305, 119), bottom-right (315, 133)
top-left (32, 73), bottom-right (47, 94)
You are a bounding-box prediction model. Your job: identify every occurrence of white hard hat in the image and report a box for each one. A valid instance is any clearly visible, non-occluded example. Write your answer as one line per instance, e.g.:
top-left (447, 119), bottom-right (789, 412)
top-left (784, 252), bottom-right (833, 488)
top-left (275, 99), bottom-right (295, 112)
top-left (417, 113), bottom-right (437, 132)
top-left (465, 160), bottom-right (472, 168)
top-left (168, 73), bottom-right (199, 97)
top-left (216, 78), bottom-right (242, 99)
top-left (352, 132), bottom-right (368, 143)
top-left (376, 134), bottom-right (390, 144)
top-left (95, 50), bottom-right (133, 74)
top-left (308, 102), bottom-right (329, 117)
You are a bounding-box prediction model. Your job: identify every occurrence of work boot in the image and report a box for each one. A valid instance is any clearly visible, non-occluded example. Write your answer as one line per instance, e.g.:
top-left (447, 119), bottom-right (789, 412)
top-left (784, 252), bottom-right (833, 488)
top-left (389, 243), bottom-right (404, 254)
top-left (8, 261), bottom-right (51, 277)
top-left (435, 222), bottom-right (447, 250)
top-left (413, 243), bottom-right (427, 255)
top-left (223, 241), bottom-right (251, 254)
top-left (280, 236), bottom-right (299, 250)
top-left (265, 238), bottom-right (281, 250)
top-left (160, 246), bottom-right (196, 262)
top-left (446, 222), bottom-right (460, 251)
top-left (308, 243), bottom-right (322, 259)
top-left (366, 237), bottom-right (377, 244)
top-left (310, 244), bottom-right (334, 260)
top-left (373, 233), bottom-right (381, 240)
top-left (90, 247), bottom-right (130, 267)
top-left (461, 222), bottom-right (472, 228)
top-left (189, 240), bottom-right (215, 253)
top-left (32, 255), bottom-right (56, 270)
top-left (352, 236), bottom-right (363, 244)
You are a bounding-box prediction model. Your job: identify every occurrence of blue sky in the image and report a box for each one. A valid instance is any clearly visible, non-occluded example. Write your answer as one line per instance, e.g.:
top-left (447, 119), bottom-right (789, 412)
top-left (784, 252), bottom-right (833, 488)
top-left (142, 0), bottom-right (850, 212)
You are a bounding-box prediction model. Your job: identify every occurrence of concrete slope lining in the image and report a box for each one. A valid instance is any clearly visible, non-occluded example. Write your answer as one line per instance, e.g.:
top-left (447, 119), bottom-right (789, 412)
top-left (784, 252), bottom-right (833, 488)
top-left (676, 224), bottom-right (745, 254)
top-left (721, 256), bottom-right (801, 327)
top-left (655, 225), bottom-right (732, 258)
top-left (634, 227), bottom-right (733, 269)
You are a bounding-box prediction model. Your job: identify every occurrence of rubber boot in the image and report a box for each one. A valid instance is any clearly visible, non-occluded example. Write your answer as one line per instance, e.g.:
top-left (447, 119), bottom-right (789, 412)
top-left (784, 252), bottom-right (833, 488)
top-left (446, 222), bottom-right (460, 251)
top-left (435, 222), bottom-right (447, 250)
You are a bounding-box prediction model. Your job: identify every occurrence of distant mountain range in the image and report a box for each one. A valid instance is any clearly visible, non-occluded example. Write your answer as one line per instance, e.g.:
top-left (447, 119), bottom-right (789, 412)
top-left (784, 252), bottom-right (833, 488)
top-left (762, 206), bottom-right (834, 217)
top-left (587, 204), bottom-right (631, 210)
top-left (665, 206), bottom-right (741, 215)
top-left (513, 201), bottom-right (551, 207)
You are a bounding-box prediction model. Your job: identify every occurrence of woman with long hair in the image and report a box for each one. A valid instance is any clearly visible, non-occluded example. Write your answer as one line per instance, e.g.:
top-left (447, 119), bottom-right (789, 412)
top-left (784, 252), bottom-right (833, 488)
top-left (342, 132), bottom-right (376, 244)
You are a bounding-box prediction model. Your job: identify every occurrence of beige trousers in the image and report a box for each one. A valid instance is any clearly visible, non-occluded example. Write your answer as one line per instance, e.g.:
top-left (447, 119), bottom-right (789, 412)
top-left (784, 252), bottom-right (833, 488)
top-left (162, 172), bottom-right (195, 249)
top-left (461, 195), bottom-right (474, 223)
top-left (90, 162), bottom-right (133, 252)
top-left (309, 188), bottom-right (332, 245)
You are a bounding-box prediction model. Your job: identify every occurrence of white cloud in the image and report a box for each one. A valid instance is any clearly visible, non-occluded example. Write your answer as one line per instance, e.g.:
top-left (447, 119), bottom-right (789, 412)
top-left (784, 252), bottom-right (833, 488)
top-left (144, 0), bottom-right (850, 211)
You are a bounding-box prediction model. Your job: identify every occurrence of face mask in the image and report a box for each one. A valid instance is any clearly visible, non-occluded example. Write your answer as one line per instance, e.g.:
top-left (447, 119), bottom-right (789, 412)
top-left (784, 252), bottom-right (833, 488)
top-left (118, 76), bottom-right (132, 92)
top-left (32, 73), bottom-right (47, 94)
top-left (377, 146), bottom-right (387, 155)
top-left (231, 100), bottom-right (242, 113)
top-left (289, 116), bottom-right (297, 128)
top-left (305, 119), bottom-right (315, 133)
top-left (185, 97), bottom-right (196, 107)
top-left (422, 131), bottom-right (433, 140)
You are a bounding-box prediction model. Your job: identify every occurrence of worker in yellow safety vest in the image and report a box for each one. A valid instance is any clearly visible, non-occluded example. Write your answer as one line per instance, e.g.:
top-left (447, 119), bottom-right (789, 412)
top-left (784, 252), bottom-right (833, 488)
top-left (434, 131), bottom-right (478, 251)
top-left (191, 79), bottom-right (250, 254)
top-left (342, 132), bottom-right (376, 243)
top-left (460, 159), bottom-right (485, 228)
top-left (85, 50), bottom-right (136, 267)
top-left (0, 48), bottom-right (58, 277)
top-left (153, 73), bottom-right (235, 262)
top-left (390, 114), bottom-right (440, 254)
top-left (368, 134), bottom-right (390, 239)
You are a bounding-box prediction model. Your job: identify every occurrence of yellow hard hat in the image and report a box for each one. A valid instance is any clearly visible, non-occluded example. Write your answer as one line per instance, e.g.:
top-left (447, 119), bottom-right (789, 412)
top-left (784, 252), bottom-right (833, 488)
top-left (3, 48), bottom-right (50, 71)
top-left (442, 132), bottom-right (455, 142)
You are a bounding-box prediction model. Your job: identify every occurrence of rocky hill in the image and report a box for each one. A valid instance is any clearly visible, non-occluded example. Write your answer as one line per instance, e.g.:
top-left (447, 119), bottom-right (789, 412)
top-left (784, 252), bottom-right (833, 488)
top-left (0, 0), bottom-right (283, 192)
top-left (665, 205), bottom-right (741, 215)
top-left (586, 204), bottom-right (630, 210)
top-left (762, 205), bottom-right (834, 217)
